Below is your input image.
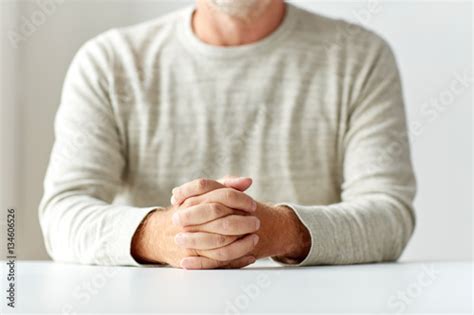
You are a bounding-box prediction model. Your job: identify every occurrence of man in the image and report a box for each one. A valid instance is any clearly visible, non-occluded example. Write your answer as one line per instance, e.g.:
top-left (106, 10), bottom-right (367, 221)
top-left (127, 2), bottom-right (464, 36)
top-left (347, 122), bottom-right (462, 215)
top-left (39, 0), bottom-right (416, 269)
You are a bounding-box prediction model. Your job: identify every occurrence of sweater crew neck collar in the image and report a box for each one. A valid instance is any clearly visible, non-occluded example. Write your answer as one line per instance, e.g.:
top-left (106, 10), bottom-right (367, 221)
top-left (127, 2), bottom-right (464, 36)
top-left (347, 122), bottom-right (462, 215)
top-left (177, 3), bottom-right (298, 59)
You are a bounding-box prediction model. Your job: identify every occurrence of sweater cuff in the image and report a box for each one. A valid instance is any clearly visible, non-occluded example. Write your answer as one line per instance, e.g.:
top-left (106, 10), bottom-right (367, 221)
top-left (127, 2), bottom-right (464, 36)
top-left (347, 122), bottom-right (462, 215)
top-left (104, 206), bottom-right (160, 266)
top-left (271, 203), bottom-right (322, 267)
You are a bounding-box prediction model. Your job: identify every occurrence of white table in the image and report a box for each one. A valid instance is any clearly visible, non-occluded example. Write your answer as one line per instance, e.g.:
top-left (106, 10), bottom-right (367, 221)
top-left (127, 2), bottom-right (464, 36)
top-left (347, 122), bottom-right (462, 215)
top-left (1, 260), bottom-right (472, 313)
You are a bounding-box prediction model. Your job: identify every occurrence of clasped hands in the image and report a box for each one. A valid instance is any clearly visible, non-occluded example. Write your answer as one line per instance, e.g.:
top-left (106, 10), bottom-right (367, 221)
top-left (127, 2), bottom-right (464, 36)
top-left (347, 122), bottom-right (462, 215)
top-left (131, 176), bottom-right (310, 269)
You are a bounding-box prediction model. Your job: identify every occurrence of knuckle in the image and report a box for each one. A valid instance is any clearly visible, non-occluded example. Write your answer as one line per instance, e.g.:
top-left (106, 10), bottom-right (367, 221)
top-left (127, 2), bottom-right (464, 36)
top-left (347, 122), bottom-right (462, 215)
top-left (223, 188), bottom-right (237, 201)
top-left (247, 197), bottom-right (255, 209)
top-left (196, 178), bottom-right (208, 190)
top-left (216, 248), bottom-right (230, 261)
top-left (221, 217), bottom-right (235, 232)
top-left (182, 225), bottom-right (194, 233)
top-left (181, 198), bottom-right (191, 208)
top-left (180, 210), bottom-right (191, 223)
top-left (187, 235), bottom-right (197, 247)
top-left (182, 197), bottom-right (196, 208)
top-left (173, 187), bottom-right (181, 198)
top-left (241, 194), bottom-right (252, 207)
top-left (215, 234), bottom-right (227, 246)
top-left (209, 203), bottom-right (223, 217)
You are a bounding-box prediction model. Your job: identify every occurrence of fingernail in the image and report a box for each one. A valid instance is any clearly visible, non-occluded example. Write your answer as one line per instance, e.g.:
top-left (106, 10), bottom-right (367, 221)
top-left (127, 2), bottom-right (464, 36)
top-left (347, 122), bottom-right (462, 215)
top-left (174, 233), bottom-right (185, 245)
top-left (170, 195), bottom-right (177, 205)
top-left (172, 213), bottom-right (181, 225)
top-left (227, 177), bottom-right (249, 183)
top-left (172, 187), bottom-right (178, 194)
top-left (252, 234), bottom-right (259, 246)
top-left (254, 218), bottom-right (260, 230)
top-left (248, 256), bottom-right (256, 264)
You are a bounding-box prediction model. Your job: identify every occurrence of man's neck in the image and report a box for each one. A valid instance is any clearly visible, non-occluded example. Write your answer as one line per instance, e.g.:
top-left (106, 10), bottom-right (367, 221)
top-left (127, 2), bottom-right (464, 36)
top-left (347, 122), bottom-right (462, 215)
top-left (192, 0), bottom-right (286, 46)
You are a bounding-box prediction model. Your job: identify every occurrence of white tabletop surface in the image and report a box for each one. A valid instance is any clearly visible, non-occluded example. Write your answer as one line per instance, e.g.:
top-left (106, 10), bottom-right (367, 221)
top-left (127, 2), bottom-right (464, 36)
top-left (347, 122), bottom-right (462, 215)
top-left (1, 260), bottom-right (472, 314)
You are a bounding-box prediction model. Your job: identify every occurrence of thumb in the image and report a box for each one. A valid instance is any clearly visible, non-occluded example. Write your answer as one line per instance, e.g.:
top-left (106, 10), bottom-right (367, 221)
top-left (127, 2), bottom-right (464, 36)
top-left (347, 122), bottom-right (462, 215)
top-left (217, 176), bottom-right (253, 192)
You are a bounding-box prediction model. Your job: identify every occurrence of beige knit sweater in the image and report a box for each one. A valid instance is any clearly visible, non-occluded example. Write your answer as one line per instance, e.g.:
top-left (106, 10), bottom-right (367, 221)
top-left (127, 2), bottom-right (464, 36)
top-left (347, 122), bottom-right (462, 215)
top-left (39, 4), bottom-right (416, 266)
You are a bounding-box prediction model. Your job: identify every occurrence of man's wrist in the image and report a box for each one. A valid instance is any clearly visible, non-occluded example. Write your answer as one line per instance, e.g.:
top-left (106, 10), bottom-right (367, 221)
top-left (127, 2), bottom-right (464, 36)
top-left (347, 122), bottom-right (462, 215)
top-left (131, 209), bottom-right (165, 264)
top-left (252, 203), bottom-right (311, 263)
top-left (270, 205), bottom-right (311, 264)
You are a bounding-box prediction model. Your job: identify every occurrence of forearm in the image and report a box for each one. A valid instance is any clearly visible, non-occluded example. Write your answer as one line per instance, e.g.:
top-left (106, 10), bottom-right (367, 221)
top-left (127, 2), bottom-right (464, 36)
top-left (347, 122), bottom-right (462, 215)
top-left (279, 195), bottom-right (415, 265)
top-left (39, 194), bottom-right (156, 265)
top-left (38, 35), bottom-right (160, 266)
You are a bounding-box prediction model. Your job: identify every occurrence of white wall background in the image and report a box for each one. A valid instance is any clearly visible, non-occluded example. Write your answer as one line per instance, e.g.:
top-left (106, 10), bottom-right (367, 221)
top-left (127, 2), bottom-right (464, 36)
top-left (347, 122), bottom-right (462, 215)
top-left (0, 0), bottom-right (472, 261)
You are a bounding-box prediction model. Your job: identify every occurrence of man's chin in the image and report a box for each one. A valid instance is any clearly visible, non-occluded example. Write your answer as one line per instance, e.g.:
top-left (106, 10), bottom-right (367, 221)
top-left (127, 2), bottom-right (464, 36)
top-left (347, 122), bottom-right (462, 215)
top-left (207, 0), bottom-right (271, 19)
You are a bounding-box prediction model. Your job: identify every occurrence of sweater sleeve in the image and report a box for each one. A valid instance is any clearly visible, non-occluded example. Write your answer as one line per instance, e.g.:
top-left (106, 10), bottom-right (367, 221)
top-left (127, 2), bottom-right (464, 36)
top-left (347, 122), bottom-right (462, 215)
top-left (274, 39), bottom-right (416, 266)
top-left (39, 34), bottom-right (157, 266)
